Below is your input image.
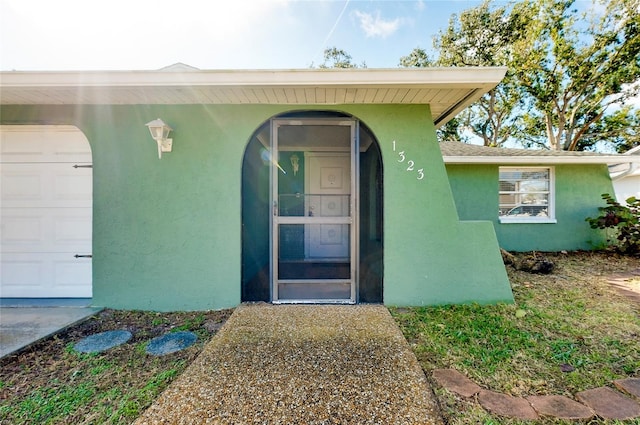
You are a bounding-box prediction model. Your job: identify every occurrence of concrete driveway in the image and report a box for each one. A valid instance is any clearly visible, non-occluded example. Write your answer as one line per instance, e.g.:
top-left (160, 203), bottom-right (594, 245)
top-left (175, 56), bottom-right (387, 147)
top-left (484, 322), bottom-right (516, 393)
top-left (0, 299), bottom-right (102, 358)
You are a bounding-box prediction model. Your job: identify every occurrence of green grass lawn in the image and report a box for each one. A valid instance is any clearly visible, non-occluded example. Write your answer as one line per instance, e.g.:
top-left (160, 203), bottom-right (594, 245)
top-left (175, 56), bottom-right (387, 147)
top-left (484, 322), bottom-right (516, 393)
top-left (391, 251), bottom-right (640, 424)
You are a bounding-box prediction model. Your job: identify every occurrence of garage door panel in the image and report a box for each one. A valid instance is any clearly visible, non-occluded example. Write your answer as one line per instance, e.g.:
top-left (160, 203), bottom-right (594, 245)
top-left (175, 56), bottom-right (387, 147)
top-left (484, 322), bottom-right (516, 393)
top-left (54, 169), bottom-right (92, 204)
top-left (1, 163), bottom-right (92, 208)
top-left (2, 208), bottom-right (92, 253)
top-left (1, 215), bottom-right (43, 246)
top-left (54, 214), bottom-right (92, 247)
top-left (1, 131), bottom-right (43, 156)
top-left (0, 257), bottom-right (43, 288)
top-left (55, 258), bottom-right (92, 288)
top-left (0, 169), bottom-right (42, 202)
top-left (1, 125), bottom-right (92, 163)
top-left (1, 125), bottom-right (92, 298)
top-left (1, 254), bottom-right (92, 298)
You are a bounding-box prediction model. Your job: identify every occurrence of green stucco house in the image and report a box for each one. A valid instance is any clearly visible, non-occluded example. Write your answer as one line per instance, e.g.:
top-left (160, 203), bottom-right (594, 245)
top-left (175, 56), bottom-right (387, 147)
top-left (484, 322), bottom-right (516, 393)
top-left (439, 142), bottom-right (640, 252)
top-left (1, 66), bottom-right (636, 311)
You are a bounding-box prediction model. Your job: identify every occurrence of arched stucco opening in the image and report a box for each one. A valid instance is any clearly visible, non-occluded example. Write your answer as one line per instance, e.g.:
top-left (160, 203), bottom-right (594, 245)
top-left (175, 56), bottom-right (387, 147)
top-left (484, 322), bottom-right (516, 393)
top-left (241, 111), bottom-right (383, 303)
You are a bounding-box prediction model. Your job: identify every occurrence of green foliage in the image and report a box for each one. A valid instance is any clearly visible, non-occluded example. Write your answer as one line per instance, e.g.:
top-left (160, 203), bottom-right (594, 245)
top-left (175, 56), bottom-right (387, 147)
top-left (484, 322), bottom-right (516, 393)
top-left (433, 0), bottom-right (530, 68)
top-left (0, 353), bottom-right (191, 425)
top-left (10, 381), bottom-right (96, 424)
top-left (578, 107), bottom-right (640, 153)
top-left (586, 193), bottom-right (640, 254)
top-left (115, 365), bottom-right (184, 419)
top-left (172, 314), bottom-right (207, 337)
top-left (315, 47), bottom-right (366, 69)
top-left (398, 47), bottom-right (433, 68)
top-left (404, 0), bottom-right (640, 152)
top-left (512, 0), bottom-right (640, 151)
top-left (436, 117), bottom-right (468, 143)
top-left (151, 316), bottom-right (168, 326)
top-left (404, 1), bottom-right (533, 147)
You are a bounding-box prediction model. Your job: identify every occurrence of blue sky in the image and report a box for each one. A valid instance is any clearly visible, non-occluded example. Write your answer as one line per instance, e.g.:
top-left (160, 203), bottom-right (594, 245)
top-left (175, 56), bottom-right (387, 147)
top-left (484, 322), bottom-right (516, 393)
top-left (0, 0), bottom-right (510, 71)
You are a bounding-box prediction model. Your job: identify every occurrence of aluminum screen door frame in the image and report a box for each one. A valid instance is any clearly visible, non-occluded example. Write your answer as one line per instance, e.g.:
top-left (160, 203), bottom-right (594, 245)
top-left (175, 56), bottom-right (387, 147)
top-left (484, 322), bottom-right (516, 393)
top-left (270, 118), bottom-right (359, 303)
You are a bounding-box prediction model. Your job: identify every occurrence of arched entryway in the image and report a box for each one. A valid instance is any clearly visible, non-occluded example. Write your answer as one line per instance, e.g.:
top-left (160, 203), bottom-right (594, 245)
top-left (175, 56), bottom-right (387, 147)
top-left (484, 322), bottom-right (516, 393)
top-left (241, 111), bottom-right (383, 303)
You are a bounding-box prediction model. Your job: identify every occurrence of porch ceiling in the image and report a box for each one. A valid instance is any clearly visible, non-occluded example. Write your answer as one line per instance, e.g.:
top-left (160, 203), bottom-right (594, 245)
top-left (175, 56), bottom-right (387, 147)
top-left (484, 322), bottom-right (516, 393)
top-left (0, 67), bottom-right (506, 128)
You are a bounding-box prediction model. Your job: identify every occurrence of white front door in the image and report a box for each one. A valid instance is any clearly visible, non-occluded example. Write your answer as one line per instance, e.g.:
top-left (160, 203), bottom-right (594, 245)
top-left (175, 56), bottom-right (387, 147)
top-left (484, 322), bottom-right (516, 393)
top-left (305, 153), bottom-right (351, 259)
top-left (1, 126), bottom-right (93, 298)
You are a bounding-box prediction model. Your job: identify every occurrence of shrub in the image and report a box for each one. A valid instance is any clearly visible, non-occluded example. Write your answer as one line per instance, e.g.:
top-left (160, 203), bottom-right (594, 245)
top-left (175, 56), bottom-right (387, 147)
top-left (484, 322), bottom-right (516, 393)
top-left (586, 194), bottom-right (640, 255)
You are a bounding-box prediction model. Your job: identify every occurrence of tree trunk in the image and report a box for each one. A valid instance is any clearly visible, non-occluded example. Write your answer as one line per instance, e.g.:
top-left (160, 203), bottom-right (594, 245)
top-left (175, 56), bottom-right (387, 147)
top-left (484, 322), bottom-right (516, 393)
top-left (545, 113), bottom-right (560, 150)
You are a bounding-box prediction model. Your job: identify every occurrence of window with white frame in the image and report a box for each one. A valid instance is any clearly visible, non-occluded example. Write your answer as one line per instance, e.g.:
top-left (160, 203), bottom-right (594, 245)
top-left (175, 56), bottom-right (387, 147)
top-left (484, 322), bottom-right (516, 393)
top-left (499, 167), bottom-right (555, 222)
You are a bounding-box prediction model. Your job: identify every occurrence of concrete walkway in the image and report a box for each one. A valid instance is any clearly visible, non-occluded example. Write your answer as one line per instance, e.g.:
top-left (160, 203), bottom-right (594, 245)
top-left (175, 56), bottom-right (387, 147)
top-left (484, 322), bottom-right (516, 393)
top-left (134, 304), bottom-right (443, 425)
top-left (0, 299), bottom-right (101, 358)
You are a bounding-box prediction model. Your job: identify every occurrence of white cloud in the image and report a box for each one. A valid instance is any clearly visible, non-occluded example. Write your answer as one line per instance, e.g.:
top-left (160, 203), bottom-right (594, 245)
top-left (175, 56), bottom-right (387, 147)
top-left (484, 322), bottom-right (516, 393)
top-left (352, 10), bottom-right (401, 39)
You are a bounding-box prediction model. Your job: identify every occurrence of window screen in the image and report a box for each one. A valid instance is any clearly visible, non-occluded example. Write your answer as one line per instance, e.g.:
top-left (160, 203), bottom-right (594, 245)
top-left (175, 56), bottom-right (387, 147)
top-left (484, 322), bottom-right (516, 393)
top-left (499, 167), bottom-right (552, 219)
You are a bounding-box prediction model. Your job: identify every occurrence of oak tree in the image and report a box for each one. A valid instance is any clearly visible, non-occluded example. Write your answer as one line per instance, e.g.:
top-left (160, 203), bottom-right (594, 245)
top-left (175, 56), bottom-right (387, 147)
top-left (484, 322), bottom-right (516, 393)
top-left (402, 1), bottom-right (533, 147)
top-left (512, 0), bottom-right (640, 151)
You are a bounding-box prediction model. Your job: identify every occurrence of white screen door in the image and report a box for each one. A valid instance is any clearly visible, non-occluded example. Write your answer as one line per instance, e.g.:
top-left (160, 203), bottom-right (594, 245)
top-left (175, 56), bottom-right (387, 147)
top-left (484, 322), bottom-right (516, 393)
top-left (271, 119), bottom-right (358, 303)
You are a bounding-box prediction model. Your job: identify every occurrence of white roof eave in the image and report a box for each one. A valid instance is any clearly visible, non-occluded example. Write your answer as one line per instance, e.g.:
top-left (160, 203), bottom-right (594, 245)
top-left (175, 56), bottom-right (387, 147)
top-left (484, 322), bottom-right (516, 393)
top-left (0, 67), bottom-right (507, 89)
top-left (0, 66), bottom-right (507, 128)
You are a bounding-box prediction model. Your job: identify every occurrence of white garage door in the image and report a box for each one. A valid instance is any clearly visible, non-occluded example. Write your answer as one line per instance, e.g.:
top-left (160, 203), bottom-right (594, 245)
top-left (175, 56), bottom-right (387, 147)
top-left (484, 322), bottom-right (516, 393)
top-left (1, 126), bottom-right (92, 298)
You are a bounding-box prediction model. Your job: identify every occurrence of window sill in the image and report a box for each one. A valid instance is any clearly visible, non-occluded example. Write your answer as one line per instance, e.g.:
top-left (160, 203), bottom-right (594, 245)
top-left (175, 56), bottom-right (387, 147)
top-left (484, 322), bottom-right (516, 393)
top-left (499, 217), bottom-right (557, 224)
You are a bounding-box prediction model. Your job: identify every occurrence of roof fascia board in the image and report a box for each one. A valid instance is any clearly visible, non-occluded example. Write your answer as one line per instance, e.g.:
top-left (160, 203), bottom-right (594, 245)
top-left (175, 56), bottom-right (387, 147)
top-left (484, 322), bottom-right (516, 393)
top-left (624, 145), bottom-right (640, 155)
top-left (0, 67), bottom-right (508, 89)
top-left (434, 88), bottom-right (483, 128)
top-left (443, 156), bottom-right (640, 165)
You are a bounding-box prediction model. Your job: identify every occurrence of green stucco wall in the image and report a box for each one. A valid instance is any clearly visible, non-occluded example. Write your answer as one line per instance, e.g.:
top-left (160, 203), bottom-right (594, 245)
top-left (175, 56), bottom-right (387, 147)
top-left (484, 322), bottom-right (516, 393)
top-left (1, 103), bottom-right (513, 311)
top-left (446, 164), bottom-right (612, 251)
top-left (363, 106), bottom-right (513, 306)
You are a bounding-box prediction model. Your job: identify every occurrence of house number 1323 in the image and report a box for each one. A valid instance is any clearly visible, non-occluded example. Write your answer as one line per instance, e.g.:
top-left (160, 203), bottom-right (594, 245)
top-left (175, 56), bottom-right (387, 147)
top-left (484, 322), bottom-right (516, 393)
top-left (392, 140), bottom-right (425, 180)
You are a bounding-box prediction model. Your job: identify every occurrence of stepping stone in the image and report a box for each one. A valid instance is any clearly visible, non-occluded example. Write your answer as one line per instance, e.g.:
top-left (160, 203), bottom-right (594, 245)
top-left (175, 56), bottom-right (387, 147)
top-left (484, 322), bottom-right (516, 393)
top-left (576, 387), bottom-right (640, 420)
top-left (432, 368), bottom-right (481, 398)
top-left (146, 331), bottom-right (197, 356)
top-left (527, 395), bottom-right (593, 420)
top-left (74, 330), bottom-right (132, 353)
top-left (614, 378), bottom-right (640, 399)
top-left (478, 390), bottom-right (539, 420)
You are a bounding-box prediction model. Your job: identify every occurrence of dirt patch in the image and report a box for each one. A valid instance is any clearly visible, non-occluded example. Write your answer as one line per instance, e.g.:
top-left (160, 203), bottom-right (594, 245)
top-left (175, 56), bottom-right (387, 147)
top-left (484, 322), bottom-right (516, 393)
top-left (0, 309), bottom-right (233, 424)
top-left (605, 267), bottom-right (640, 303)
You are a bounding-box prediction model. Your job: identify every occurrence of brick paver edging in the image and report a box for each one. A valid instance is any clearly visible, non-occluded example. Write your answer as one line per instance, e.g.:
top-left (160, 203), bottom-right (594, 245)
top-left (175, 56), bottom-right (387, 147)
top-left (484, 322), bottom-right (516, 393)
top-left (432, 368), bottom-right (640, 421)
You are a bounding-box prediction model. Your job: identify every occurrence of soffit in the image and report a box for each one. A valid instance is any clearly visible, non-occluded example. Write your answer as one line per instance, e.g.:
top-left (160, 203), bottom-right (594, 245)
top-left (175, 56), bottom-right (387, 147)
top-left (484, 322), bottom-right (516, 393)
top-left (0, 67), bottom-right (506, 128)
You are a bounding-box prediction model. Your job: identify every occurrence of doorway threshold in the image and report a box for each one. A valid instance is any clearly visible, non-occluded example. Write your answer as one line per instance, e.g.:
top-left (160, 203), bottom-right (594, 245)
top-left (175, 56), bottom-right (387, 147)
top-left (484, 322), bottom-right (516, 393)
top-left (272, 300), bottom-right (356, 305)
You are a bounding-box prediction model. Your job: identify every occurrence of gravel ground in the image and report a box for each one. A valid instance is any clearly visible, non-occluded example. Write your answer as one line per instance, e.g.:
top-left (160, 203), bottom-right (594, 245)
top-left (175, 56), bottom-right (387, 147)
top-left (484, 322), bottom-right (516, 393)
top-left (134, 304), bottom-right (442, 425)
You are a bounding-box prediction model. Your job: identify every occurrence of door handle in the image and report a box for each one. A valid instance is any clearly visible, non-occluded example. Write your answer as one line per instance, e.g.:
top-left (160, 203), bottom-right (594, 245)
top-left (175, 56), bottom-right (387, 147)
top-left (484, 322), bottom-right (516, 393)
top-left (74, 254), bottom-right (92, 258)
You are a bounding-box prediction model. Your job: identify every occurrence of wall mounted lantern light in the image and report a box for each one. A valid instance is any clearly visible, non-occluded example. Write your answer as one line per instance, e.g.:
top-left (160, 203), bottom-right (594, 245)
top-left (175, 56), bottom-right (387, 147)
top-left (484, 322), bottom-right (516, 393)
top-left (145, 118), bottom-right (173, 159)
